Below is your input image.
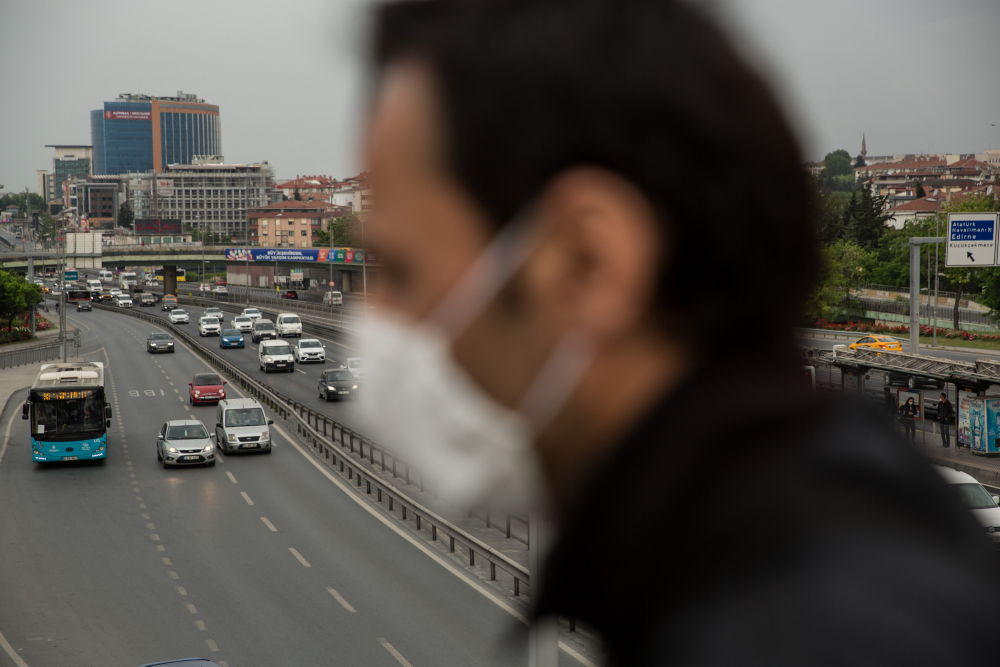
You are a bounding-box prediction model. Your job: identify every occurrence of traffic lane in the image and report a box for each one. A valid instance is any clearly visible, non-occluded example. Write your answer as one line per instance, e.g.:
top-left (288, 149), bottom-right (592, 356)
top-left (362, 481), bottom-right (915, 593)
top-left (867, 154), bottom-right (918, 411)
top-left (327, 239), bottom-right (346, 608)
top-left (94, 310), bottom-right (556, 665)
top-left (799, 334), bottom-right (991, 365)
top-left (136, 302), bottom-right (369, 433)
top-left (94, 308), bottom-right (552, 666)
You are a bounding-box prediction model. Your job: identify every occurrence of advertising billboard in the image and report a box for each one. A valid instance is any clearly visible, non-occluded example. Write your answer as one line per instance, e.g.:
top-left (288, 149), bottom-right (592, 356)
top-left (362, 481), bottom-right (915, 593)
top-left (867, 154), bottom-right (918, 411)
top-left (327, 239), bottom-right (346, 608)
top-left (155, 180), bottom-right (174, 197)
top-left (136, 218), bottom-right (182, 234)
top-left (226, 248), bottom-right (379, 264)
top-left (104, 110), bottom-right (152, 121)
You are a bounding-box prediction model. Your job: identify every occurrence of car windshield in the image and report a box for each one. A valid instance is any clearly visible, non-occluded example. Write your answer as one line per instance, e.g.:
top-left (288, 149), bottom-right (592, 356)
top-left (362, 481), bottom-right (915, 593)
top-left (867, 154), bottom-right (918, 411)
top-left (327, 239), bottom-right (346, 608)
top-left (225, 408), bottom-right (266, 427)
top-left (206, 309), bottom-right (221, 314)
top-left (245, 309), bottom-right (260, 315)
top-left (326, 371), bottom-right (353, 382)
top-left (150, 333), bottom-right (171, 341)
top-left (950, 483), bottom-right (997, 510)
top-left (256, 322), bottom-right (274, 331)
top-left (348, 359), bottom-right (365, 369)
top-left (234, 317), bottom-right (250, 323)
top-left (283, 316), bottom-right (301, 324)
top-left (173, 310), bottom-right (187, 316)
top-left (166, 424), bottom-right (209, 440)
top-left (194, 374), bottom-right (222, 386)
top-left (222, 329), bottom-right (241, 336)
top-left (300, 341), bottom-right (321, 348)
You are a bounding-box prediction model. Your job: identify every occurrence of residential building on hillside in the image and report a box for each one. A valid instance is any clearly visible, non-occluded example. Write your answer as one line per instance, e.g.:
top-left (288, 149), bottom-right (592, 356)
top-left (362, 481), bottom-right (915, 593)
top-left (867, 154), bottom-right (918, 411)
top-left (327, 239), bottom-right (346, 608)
top-left (330, 172), bottom-right (372, 214)
top-left (128, 159), bottom-right (273, 242)
top-left (275, 175), bottom-right (339, 200)
top-left (247, 200), bottom-right (351, 247)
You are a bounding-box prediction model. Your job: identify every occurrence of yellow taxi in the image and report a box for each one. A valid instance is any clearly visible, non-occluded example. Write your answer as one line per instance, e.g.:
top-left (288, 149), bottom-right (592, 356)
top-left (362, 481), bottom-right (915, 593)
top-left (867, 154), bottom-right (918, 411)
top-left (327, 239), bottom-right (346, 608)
top-left (849, 334), bottom-right (903, 353)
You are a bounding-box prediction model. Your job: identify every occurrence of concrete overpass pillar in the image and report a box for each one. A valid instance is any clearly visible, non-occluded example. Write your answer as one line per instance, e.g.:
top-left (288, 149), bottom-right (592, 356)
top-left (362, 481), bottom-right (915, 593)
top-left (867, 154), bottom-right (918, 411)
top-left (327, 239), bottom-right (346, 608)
top-left (164, 265), bottom-right (178, 296)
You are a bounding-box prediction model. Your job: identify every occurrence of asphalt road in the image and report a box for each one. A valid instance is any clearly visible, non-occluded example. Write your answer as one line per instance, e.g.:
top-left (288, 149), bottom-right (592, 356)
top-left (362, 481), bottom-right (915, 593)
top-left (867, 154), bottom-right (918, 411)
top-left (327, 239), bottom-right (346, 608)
top-left (0, 308), bottom-right (572, 667)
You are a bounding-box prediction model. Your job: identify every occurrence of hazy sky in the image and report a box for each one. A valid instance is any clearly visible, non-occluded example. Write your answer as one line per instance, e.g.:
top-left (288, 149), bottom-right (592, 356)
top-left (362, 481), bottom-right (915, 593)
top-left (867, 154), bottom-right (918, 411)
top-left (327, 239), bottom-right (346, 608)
top-left (2, 0), bottom-right (999, 193)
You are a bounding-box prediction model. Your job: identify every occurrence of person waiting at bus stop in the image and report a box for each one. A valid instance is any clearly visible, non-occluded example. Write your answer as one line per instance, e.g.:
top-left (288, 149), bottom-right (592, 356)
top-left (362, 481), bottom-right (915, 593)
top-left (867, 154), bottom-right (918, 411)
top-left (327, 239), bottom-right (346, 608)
top-left (899, 396), bottom-right (918, 442)
top-left (361, 0), bottom-right (1000, 664)
top-left (938, 392), bottom-right (954, 448)
top-left (883, 386), bottom-right (896, 424)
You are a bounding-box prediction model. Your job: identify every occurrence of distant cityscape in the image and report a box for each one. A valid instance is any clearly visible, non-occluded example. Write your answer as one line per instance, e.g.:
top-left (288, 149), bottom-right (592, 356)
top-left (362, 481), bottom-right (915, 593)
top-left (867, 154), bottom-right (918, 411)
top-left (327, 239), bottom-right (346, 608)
top-left (4, 91), bottom-right (370, 247)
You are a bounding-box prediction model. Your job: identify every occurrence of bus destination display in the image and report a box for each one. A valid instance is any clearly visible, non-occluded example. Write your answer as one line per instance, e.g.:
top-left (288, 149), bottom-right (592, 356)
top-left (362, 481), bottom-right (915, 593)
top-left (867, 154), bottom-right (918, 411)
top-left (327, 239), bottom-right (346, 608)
top-left (36, 390), bottom-right (95, 401)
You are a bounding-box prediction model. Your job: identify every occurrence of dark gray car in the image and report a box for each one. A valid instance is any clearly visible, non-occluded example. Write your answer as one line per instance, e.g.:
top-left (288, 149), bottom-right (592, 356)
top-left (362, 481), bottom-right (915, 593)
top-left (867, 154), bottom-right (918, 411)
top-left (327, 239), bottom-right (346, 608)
top-left (318, 369), bottom-right (359, 401)
top-left (147, 332), bottom-right (175, 353)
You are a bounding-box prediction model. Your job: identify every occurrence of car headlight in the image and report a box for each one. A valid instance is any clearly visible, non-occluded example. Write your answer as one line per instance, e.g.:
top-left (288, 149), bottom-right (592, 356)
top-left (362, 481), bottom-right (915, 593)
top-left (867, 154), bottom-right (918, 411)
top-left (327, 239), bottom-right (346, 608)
top-left (239, 337), bottom-right (244, 342)
top-left (266, 356), bottom-right (273, 363)
top-left (167, 342), bottom-right (173, 346)
top-left (194, 391), bottom-right (200, 396)
top-left (260, 430), bottom-right (269, 441)
top-left (328, 385), bottom-right (336, 390)
top-left (166, 446), bottom-right (178, 453)
top-left (228, 434), bottom-right (237, 442)
top-left (352, 385), bottom-right (358, 389)
top-left (202, 444), bottom-right (214, 452)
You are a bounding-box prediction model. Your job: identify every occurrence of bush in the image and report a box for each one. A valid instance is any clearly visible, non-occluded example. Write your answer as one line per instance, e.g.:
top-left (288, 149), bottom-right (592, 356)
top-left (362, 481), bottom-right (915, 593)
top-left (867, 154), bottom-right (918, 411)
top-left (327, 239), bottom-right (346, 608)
top-left (812, 319), bottom-right (1000, 343)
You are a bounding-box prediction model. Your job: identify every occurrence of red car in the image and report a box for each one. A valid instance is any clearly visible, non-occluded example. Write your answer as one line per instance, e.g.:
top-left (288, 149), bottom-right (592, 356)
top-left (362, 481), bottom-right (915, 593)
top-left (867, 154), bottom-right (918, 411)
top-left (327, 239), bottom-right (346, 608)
top-left (189, 373), bottom-right (227, 405)
top-left (279, 290), bottom-right (298, 300)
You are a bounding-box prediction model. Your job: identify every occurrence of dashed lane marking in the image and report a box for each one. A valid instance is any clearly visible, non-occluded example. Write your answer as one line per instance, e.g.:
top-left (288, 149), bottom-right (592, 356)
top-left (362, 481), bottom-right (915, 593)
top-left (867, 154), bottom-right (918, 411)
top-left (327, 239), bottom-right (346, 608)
top-left (240, 492), bottom-right (254, 506)
top-left (327, 587), bottom-right (356, 613)
top-left (226, 472), bottom-right (237, 484)
top-left (260, 517), bottom-right (278, 532)
top-left (288, 548), bottom-right (311, 568)
top-left (186, 603), bottom-right (198, 614)
top-left (378, 638), bottom-right (415, 667)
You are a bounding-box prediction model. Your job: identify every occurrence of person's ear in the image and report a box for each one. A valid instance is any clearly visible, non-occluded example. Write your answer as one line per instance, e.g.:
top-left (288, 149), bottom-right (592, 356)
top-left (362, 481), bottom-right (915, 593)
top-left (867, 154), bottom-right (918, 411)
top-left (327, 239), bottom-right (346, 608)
top-left (527, 167), bottom-right (665, 343)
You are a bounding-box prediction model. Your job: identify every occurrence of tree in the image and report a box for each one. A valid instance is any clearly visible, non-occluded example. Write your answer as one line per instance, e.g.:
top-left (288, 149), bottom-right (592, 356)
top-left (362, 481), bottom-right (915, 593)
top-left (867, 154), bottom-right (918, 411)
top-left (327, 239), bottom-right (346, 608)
top-left (804, 240), bottom-right (877, 321)
top-left (38, 214), bottom-right (60, 246)
top-left (914, 182), bottom-right (926, 199)
top-left (312, 227), bottom-right (331, 247)
top-left (854, 153), bottom-right (866, 169)
top-left (0, 270), bottom-right (43, 333)
top-left (293, 188), bottom-right (302, 201)
top-left (818, 150), bottom-right (857, 194)
top-left (331, 214), bottom-right (362, 246)
top-left (0, 192), bottom-right (46, 214)
top-left (117, 202), bottom-right (135, 230)
top-left (843, 182), bottom-right (893, 251)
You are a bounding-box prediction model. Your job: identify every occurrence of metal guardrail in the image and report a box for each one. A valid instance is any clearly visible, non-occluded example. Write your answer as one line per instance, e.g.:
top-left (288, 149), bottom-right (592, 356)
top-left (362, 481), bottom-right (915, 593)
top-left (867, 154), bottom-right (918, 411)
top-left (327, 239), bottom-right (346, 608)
top-left (92, 302), bottom-right (532, 595)
top-left (0, 341), bottom-right (61, 370)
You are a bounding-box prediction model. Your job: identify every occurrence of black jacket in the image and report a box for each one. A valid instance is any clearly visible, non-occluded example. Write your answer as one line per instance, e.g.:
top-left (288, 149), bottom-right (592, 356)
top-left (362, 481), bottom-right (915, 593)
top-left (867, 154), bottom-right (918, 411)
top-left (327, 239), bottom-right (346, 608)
top-left (535, 353), bottom-right (999, 666)
top-left (938, 399), bottom-right (954, 423)
top-left (884, 391), bottom-right (897, 414)
top-left (899, 401), bottom-right (918, 420)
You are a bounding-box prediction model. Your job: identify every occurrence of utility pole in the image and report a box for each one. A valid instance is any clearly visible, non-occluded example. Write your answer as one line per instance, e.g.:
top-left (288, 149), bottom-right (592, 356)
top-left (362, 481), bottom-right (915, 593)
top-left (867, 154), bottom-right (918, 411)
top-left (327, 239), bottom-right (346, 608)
top-left (909, 237), bottom-right (946, 354)
top-left (933, 215), bottom-right (940, 346)
top-left (361, 214), bottom-right (368, 317)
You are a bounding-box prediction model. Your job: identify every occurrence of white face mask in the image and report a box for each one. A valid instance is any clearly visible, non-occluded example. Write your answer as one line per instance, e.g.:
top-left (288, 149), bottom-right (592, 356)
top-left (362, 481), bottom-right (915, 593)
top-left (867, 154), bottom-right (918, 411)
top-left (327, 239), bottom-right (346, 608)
top-left (360, 213), bottom-right (594, 510)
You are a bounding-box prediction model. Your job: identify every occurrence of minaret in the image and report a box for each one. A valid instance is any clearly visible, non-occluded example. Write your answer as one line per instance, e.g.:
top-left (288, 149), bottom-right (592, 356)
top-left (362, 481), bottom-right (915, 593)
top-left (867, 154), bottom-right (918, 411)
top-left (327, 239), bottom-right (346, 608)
top-left (861, 134), bottom-right (867, 164)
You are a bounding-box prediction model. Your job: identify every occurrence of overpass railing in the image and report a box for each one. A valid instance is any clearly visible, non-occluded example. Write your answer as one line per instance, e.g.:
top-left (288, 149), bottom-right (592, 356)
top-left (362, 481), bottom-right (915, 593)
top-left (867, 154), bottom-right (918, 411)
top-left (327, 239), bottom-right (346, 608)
top-left (92, 302), bottom-right (532, 596)
top-left (0, 341), bottom-right (61, 370)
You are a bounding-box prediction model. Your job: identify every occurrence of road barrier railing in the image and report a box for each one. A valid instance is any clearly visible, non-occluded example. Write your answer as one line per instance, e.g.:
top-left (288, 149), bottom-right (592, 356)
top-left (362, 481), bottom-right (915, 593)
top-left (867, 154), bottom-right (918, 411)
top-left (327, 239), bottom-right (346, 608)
top-left (93, 302), bottom-right (532, 597)
top-left (0, 341), bottom-right (61, 370)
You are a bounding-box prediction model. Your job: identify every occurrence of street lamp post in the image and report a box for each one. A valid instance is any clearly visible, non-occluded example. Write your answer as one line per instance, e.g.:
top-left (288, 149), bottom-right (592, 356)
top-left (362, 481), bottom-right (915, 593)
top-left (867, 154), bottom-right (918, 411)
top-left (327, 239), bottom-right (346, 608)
top-left (933, 215), bottom-right (940, 346)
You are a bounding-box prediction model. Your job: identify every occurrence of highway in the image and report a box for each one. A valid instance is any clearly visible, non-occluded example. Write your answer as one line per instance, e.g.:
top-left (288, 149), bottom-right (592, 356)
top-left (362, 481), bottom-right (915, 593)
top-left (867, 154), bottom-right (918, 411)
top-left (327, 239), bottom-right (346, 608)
top-left (0, 307), bottom-right (579, 667)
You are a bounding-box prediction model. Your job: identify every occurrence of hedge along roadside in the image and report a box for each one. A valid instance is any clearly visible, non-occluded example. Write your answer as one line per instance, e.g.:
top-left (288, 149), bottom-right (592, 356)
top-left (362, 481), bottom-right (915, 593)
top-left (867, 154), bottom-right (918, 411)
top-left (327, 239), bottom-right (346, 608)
top-left (91, 302), bottom-right (533, 597)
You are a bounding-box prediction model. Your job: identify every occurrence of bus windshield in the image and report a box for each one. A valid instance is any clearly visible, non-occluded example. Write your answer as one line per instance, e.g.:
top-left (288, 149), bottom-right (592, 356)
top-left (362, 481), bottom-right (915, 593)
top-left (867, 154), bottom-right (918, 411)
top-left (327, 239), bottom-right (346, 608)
top-left (31, 393), bottom-right (105, 439)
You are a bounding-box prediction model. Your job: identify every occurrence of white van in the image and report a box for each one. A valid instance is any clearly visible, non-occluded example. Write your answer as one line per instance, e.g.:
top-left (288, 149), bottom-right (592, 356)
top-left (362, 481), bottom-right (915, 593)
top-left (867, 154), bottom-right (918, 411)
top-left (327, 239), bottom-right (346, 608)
top-left (99, 270), bottom-right (114, 282)
top-left (323, 291), bottom-right (343, 306)
top-left (259, 340), bottom-right (294, 373)
top-left (86, 278), bottom-right (102, 291)
top-left (275, 313), bottom-right (303, 338)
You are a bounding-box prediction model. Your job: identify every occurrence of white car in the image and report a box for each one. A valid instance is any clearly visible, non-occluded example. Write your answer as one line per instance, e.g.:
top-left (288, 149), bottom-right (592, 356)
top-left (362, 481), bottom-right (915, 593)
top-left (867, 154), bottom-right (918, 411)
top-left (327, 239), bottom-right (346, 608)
top-left (213, 286), bottom-right (228, 296)
top-left (115, 296), bottom-right (133, 308)
top-left (231, 316), bottom-right (253, 333)
top-left (275, 313), bottom-right (302, 338)
top-left (169, 309), bottom-right (190, 324)
top-left (935, 465), bottom-right (1000, 545)
top-left (259, 340), bottom-right (295, 373)
top-left (110, 288), bottom-right (123, 297)
top-left (341, 357), bottom-right (366, 380)
top-left (203, 307), bottom-right (225, 321)
top-left (199, 317), bottom-right (221, 336)
top-left (241, 307), bottom-right (262, 322)
top-left (294, 339), bottom-right (326, 363)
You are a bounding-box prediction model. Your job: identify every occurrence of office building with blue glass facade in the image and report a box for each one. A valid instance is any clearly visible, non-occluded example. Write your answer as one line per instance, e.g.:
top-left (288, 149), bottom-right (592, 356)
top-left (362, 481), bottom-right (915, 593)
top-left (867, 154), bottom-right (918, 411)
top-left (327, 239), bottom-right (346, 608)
top-left (90, 92), bottom-right (221, 175)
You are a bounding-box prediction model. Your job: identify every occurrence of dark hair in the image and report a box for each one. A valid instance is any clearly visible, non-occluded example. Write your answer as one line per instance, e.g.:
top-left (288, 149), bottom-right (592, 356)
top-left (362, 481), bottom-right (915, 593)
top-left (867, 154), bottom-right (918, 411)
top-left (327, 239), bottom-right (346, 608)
top-left (374, 0), bottom-right (818, 343)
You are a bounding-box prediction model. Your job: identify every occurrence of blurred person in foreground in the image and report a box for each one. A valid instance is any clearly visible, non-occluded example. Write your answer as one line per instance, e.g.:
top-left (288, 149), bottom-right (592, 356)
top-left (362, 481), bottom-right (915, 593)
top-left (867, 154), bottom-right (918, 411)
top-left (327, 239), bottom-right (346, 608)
top-left (359, 0), bottom-right (1000, 664)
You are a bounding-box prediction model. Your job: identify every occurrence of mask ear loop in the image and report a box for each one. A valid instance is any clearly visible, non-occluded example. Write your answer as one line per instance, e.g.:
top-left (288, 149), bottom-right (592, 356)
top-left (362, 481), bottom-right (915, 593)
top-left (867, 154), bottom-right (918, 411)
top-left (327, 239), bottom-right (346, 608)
top-left (517, 329), bottom-right (596, 434)
top-left (428, 203), bottom-right (542, 340)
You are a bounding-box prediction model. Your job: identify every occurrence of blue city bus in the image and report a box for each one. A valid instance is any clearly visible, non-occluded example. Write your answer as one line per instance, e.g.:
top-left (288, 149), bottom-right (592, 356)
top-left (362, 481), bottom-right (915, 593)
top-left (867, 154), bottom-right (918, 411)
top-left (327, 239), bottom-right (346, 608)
top-left (22, 361), bottom-right (111, 462)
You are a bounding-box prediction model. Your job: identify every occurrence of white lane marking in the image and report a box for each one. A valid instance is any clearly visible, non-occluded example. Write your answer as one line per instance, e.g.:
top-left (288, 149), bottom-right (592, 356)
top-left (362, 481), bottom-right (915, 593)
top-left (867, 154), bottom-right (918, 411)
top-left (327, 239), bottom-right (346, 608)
top-left (0, 399), bottom-right (18, 469)
top-left (144, 514), bottom-right (151, 520)
top-left (217, 455), bottom-right (224, 463)
top-left (151, 534), bottom-right (160, 541)
top-left (260, 517), bottom-right (278, 532)
top-left (196, 620), bottom-right (207, 631)
top-left (168, 571), bottom-right (179, 580)
top-left (177, 587), bottom-right (187, 596)
top-left (378, 638), bottom-right (414, 667)
top-left (186, 603), bottom-right (198, 614)
top-left (240, 491), bottom-right (254, 506)
top-left (178, 397), bottom-right (184, 401)
top-left (173, 388), bottom-right (179, 393)
top-left (226, 471), bottom-right (237, 484)
top-left (327, 587), bottom-right (356, 613)
top-left (169, 382), bottom-right (174, 386)
top-left (156, 545), bottom-right (165, 552)
top-left (147, 523), bottom-right (155, 529)
top-left (0, 625), bottom-right (29, 667)
top-left (288, 548), bottom-right (311, 567)
top-left (160, 389), bottom-right (165, 396)
top-left (206, 639), bottom-right (219, 652)
top-left (297, 369), bottom-right (307, 375)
